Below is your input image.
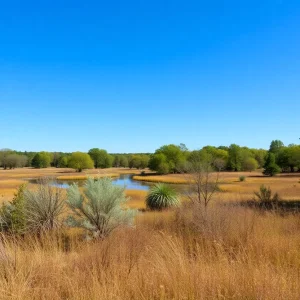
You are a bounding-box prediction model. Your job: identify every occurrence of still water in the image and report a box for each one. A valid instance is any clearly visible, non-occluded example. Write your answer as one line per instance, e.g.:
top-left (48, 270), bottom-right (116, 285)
top-left (30, 174), bottom-right (151, 191)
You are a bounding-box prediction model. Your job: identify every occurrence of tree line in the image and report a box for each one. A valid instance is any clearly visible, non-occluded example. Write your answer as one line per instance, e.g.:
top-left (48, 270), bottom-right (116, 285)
top-left (0, 140), bottom-right (299, 175)
top-left (148, 141), bottom-right (300, 175)
top-left (0, 148), bottom-right (150, 172)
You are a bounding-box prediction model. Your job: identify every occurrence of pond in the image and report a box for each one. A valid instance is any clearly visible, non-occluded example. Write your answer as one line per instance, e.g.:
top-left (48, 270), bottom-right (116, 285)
top-left (29, 174), bottom-right (151, 191)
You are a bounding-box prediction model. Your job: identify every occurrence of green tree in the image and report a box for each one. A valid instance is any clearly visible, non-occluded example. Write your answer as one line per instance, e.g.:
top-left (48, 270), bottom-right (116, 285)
top-left (157, 144), bottom-right (186, 172)
top-left (149, 153), bottom-right (170, 174)
top-left (227, 144), bottom-right (243, 171)
top-left (0, 149), bottom-right (14, 169)
top-left (242, 157), bottom-right (258, 171)
top-left (128, 155), bottom-right (141, 169)
top-left (263, 152), bottom-right (281, 176)
top-left (251, 148), bottom-right (268, 168)
top-left (88, 148), bottom-right (113, 169)
top-left (66, 177), bottom-right (136, 239)
top-left (51, 152), bottom-right (63, 167)
top-left (149, 144), bottom-right (186, 174)
top-left (68, 152), bottom-right (94, 172)
top-left (140, 155), bottom-right (150, 169)
top-left (31, 152), bottom-right (51, 168)
top-left (24, 151), bottom-right (36, 167)
top-left (57, 155), bottom-right (69, 168)
top-left (5, 154), bottom-right (28, 169)
top-left (120, 155), bottom-right (129, 168)
top-left (113, 155), bottom-right (121, 167)
top-left (277, 145), bottom-right (300, 172)
top-left (128, 154), bottom-right (150, 169)
top-left (200, 146), bottom-right (229, 170)
top-left (269, 140), bottom-right (284, 155)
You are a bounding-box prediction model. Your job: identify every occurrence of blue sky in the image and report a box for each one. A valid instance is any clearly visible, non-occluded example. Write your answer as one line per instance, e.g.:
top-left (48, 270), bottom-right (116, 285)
top-left (1, 0), bottom-right (299, 153)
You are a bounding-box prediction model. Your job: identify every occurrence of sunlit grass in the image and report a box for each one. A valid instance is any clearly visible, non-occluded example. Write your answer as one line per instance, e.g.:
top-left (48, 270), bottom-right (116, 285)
top-left (1, 204), bottom-right (300, 299)
top-left (125, 189), bottom-right (147, 209)
top-left (133, 175), bottom-right (188, 184)
top-left (1, 168), bottom-right (300, 298)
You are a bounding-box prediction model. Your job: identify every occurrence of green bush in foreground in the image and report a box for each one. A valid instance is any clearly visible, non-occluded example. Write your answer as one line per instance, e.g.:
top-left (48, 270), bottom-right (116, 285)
top-left (146, 183), bottom-right (179, 210)
top-left (0, 184), bottom-right (27, 234)
top-left (0, 180), bottom-right (65, 235)
top-left (66, 177), bottom-right (137, 239)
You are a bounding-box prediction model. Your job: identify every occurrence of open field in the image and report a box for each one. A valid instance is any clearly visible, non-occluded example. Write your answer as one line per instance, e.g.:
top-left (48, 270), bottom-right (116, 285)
top-left (1, 168), bottom-right (300, 207)
top-left (0, 168), bottom-right (300, 299)
top-left (1, 205), bottom-right (300, 299)
top-left (133, 174), bottom-right (189, 184)
top-left (134, 171), bottom-right (300, 202)
top-left (0, 167), bottom-right (143, 203)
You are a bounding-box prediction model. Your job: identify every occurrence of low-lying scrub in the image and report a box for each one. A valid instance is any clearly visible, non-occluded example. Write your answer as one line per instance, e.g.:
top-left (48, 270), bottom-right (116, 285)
top-left (0, 203), bottom-right (300, 299)
top-left (1, 179), bottom-right (300, 299)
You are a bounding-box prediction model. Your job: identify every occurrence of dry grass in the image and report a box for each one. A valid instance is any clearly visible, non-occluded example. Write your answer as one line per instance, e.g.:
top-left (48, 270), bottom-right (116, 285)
top-left (125, 189), bottom-right (147, 209)
top-left (0, 204), bottom-right (300, 299)
top-left (1, 168), bottom-right (299, 206)
top-left (0, 168), bottom-right (143, 203)
top-left (133, 174), bottom-right (188, 184)
top-left (135, 171), bottom-right (300, 201)
top-left (1, 169), bottom-right (300, 298)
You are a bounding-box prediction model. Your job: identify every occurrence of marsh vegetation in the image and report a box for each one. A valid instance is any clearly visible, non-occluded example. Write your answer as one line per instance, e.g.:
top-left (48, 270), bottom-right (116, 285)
top-left (0, 140), bottom-right (300, 299)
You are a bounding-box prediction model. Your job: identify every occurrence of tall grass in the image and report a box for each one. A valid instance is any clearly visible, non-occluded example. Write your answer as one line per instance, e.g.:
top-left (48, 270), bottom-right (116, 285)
top-left (0, 202), bottom-right (300, 299)
top-left (133, 175), bottom-right (188, 184)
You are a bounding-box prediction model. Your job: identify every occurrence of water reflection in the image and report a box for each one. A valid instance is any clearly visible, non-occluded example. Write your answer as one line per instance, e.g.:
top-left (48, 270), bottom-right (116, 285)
top-left (29, 174), bottom-right (151, 191)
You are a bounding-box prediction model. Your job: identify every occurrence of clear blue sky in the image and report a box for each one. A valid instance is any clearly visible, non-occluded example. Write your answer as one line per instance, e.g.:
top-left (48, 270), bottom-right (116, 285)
top-left (1, 0), bottom-right (299, 153)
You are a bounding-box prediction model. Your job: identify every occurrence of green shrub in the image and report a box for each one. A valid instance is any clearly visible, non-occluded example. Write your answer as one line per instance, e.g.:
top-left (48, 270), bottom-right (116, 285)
top-left (146, 183), bottom-right (180, 210)
top-left (254, 185), bottom-right (280, 203)
top-left (66, 177), bottom-right (136, 239)
top-left (0, 184), bottom-right (27, 234)
top-left (239, 176), bottom-right (246, 182)
top-left (0, 180), bottom-right (66, 235)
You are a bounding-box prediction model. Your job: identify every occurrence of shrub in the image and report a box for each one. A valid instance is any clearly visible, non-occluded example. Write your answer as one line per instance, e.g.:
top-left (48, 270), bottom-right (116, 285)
top-left (24, 178), bottom-right (66, 233)
top-left (254, 185), bottom-right (280, 203)
top-left (239, 176), bottom-right (246, 182)
top-left (146, 183), bottom-right (179, 210)
top-left (66, 177), bottom-right (136, 239)
top-left (0, 180), bottom-right (65, 235)
top-left (0, 184), bottom-right (27, 234)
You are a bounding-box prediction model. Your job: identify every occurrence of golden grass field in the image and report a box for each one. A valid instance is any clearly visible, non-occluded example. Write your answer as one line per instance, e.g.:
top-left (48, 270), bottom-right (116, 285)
top-left (0, 167), bottom-right (141, 203)
top-left (0, 168), bottom-right (300, 299)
